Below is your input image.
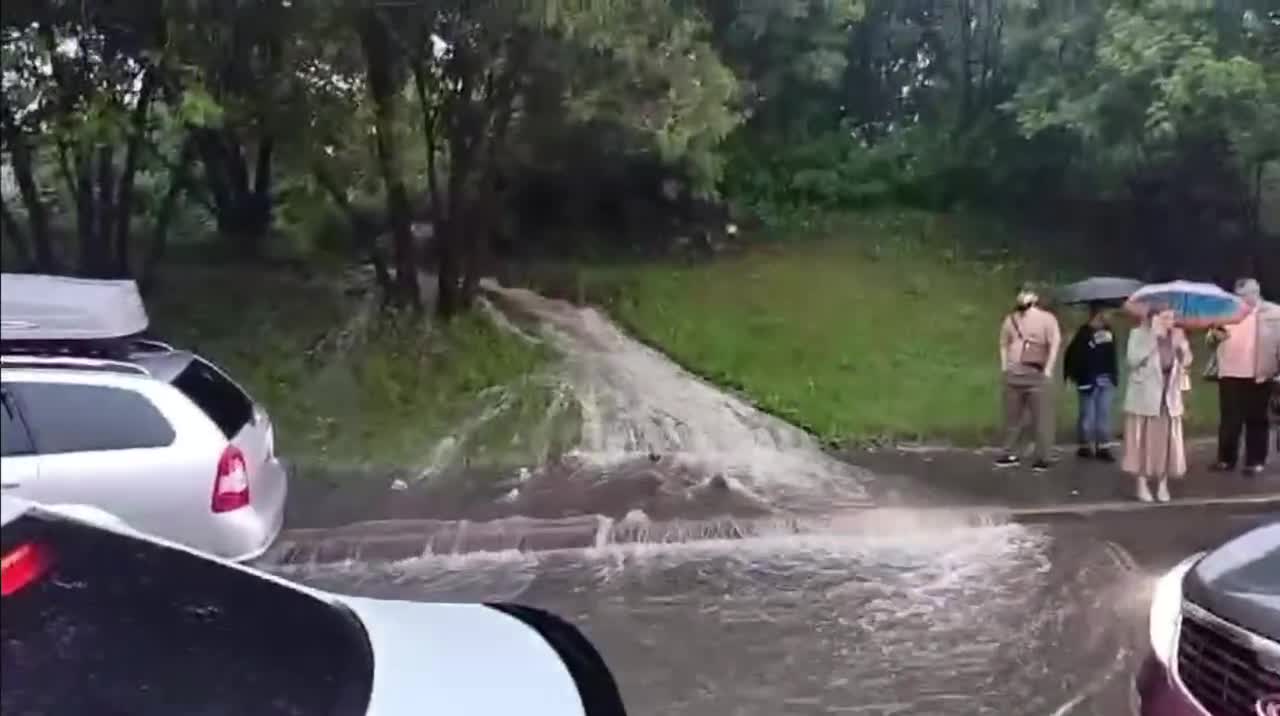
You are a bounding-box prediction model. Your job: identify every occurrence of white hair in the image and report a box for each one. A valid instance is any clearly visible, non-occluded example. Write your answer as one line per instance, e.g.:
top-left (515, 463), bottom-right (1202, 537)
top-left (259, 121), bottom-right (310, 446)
top-left (1235, 278), bottom-right (1261, 297)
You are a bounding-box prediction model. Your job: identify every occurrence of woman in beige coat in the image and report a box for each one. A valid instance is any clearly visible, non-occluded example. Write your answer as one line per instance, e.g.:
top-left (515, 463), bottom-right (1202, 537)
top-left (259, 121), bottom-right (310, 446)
top-left (1122, 306), bottom-right (1192, 502)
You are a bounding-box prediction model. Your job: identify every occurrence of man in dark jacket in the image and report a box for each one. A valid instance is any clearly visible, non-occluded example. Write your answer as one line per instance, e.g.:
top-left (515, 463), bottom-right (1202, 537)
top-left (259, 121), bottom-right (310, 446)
top-left (1064, 302), bottom-right (1120, 460)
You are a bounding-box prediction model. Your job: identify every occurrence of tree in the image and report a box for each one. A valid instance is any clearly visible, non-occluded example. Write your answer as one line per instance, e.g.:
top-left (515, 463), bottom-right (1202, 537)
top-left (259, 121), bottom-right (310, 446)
top-left (1, 1), bottom-right (174, 277)
top-left (1006, 0), bottom-right (1277, 273)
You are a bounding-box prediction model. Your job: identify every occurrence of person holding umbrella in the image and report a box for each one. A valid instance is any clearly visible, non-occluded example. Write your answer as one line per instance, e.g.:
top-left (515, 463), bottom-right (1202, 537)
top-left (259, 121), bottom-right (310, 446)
top-left (1206, 278), bottom-right (1280, 476)
top-left (1121, 304), bottom-right (1192, 502)
top-left (1055, 277), bottom-right (1141, 463)
top-left (1063, 302), bottom-right (1119, 460)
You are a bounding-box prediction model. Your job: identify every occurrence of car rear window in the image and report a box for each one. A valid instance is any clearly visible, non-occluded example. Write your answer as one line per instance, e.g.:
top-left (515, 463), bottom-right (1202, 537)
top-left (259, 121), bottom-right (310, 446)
top-left (1, 388), bottom-right (35, 457)
top-left (0, 511), bottom-right (374, 715)
top-left (11, 382), bottom-right (176, 454)
top-left (171, 358), bottom-right (254, 438)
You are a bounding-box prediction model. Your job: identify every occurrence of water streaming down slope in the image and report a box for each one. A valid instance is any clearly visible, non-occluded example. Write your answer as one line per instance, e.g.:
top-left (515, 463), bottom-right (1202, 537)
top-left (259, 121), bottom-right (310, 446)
top-left (273, 287), bottom-right (1153, 714)
top-left (485, 283), bottom-right (875, 512)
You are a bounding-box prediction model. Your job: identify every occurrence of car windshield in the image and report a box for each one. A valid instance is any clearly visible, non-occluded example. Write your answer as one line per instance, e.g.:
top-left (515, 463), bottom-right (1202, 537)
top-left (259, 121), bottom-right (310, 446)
top-left (1, 511), bottom-right (373, 716)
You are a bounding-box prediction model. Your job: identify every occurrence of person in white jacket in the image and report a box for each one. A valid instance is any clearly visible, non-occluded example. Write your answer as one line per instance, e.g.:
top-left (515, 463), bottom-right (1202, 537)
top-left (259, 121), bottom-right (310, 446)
top-left (1122, 306), bottom-right (1192, 502)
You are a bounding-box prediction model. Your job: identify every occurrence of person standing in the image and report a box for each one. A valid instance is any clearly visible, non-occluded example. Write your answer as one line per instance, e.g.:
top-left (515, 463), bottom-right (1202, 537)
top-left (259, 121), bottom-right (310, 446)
top-left (1064, 302), bottom-right (1119, 460)
top-left (996, 288), bottom-right (1062, 471)
top-left (1122, 306), bottom-right (1191, 502)
top-left (1208, 278), bottom-right (1280, 476)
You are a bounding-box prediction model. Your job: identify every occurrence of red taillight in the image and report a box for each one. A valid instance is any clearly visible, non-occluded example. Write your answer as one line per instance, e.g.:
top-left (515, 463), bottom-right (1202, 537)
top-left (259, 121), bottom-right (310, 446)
top-left (1, 542), bottom-right (50, 597)
top-left (212, 445), bottom-right (250, 513)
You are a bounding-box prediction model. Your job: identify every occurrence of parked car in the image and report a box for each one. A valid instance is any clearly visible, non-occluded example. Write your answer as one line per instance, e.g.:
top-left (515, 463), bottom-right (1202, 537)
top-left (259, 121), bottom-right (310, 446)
top-left (1, 274), bottom-right (286, 560)
top-left (1137, 520), bottom-right (1280, 715)
top-left (0, 496), bottom-right (627, 715)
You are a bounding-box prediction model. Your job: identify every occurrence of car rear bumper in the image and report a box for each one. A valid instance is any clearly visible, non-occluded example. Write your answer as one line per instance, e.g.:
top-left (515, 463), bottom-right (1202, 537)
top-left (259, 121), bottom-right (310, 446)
top-left (1136, 652), bottom-right (1209, 716)
top-left (213, 457), bottom-right (287, 562)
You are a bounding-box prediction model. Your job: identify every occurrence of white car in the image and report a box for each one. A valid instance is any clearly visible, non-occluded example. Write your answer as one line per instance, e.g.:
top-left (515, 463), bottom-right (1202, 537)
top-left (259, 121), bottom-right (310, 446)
top-left (0, 496), bottom-right (627, 715)
top-left (1, 274), bottom-right (286, 561)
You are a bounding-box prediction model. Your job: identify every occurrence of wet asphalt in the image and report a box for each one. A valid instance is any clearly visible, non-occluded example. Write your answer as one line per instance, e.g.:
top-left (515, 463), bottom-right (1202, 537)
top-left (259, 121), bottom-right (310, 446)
top-left (270, 498), bottom-right (1276, 716)
top-left (267, 286), bottom-right (1280, 715)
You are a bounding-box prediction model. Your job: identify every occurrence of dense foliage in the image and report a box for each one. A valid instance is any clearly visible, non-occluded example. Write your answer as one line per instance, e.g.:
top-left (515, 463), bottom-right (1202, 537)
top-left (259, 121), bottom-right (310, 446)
top-left (2, 0), bottom-right (1276, 313)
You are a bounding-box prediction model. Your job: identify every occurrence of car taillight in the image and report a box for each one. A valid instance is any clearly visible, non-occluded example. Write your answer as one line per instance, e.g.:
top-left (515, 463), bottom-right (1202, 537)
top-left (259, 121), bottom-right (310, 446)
top-left (2, 542), bottom-right (50, 597)
top-left (212, 445), bottom-right (250, 513)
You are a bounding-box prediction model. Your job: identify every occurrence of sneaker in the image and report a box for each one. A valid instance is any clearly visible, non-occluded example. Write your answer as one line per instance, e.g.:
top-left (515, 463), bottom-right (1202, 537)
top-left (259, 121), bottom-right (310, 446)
top-left (1076, 446), bottom-right (1094, 459)
top-left (1031, 460), bottom-right (1051, 472)
top-left (1095, 448), bottom-right (1116, 463)
top-left (1136, 478), bottom-right (1154, 503)
top-left (1243, 464), bottom-right (1265, 477)
top-left (994, 455), bottom-right (1021, 468)
top-left (1155, 479), bottom-right (1170, 503)
top-left (1211, 461), bottom-right (1235, 472)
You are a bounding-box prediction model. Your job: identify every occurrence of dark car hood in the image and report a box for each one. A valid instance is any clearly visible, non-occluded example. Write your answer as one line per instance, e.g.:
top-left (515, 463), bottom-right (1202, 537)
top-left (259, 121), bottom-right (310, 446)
top-left (1183, 521), bottom-right (1280, 642)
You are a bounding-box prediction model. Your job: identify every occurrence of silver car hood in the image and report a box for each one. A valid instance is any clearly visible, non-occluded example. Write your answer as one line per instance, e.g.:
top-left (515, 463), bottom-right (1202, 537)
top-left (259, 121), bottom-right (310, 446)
top-left (1183, 521), bottom-right (1280, 641)
top-left (335, 595), bottom-right (587, 716)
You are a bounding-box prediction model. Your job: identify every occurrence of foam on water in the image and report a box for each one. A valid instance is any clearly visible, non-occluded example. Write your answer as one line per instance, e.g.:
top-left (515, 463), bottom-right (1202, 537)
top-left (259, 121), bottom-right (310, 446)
top-left (272, 521), bottom-right (1143, 716)
top-left (486, 284), bottom-right (873, 510)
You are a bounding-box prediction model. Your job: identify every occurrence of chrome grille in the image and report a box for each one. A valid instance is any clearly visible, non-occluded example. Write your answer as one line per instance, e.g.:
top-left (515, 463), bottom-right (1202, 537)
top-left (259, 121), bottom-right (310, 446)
top-left (1176, 602), bottom-right (1280, 716)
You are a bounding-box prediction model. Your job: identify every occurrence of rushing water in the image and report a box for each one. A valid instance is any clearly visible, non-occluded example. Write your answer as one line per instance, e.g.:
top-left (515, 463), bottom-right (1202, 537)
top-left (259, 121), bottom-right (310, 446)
top-left (486, 284), bottom-right (875, 512)
top-left (274, 285), bottom-right (1161, 715)
top-left (276, 522), bottom-right (1146, 716)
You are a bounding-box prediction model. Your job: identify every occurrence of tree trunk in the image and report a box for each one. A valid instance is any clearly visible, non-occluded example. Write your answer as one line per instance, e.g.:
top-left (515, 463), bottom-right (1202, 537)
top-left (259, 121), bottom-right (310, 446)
top-left (74, 149), bottom-right (96, 276)
top-left (114, 70), bottom-right (158, 277)
top-left (7, 134), bottom-right (56, 272)
top-left (436, 222), bottom-right (462, 318)
top-left (957, 0), bottom-right (974, 125)
top-left (361, 9), bottom-right (420, 309)
top-left (315, 164), bottom-right (393, 297)
top-left (413, 59), bottom-right (443, 221)
top-left (194, 128), bottom-right (275, 256)
top-left (243, 137), bottom-right (274, 256)
top-left (0, 199), bottom-right (33, 270)
top-left (93, 145), bottom-right (117, 278)
top-left (141, 140), bottom-right (197, 294)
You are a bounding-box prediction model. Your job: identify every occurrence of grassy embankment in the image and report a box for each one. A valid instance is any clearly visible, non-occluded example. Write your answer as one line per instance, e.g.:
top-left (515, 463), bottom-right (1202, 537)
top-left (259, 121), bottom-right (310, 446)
top-left (147, 266), bottom-right (574, 474)
top-left (574, 210), bottom-right (1219, 446)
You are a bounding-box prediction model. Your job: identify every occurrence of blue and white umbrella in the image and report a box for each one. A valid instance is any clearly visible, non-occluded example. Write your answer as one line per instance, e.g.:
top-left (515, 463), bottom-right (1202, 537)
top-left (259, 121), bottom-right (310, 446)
top-left (1124, 281), bottom-right (1250, 328)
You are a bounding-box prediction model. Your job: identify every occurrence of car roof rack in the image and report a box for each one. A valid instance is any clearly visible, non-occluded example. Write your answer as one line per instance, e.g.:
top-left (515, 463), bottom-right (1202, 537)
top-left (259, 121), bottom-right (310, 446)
top-left (0, 354), bottom-right (150, 376)
top-left (1, 273), bottom-right (149, 342)
top-left (1, 337), bottom-right (137, 361)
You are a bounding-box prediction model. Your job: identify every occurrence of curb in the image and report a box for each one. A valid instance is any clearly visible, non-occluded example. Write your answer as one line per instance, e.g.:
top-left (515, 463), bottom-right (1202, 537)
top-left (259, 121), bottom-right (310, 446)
top-left (260, 495), bottom-right (1280, 567)
top-left (998, 493), bottom-right (1280, 521)
top-left (887, 437), bottom-right (1218, 456)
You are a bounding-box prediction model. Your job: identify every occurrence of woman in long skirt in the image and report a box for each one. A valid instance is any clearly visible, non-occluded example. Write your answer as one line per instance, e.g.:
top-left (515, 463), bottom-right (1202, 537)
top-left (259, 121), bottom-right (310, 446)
top-left (1122, 306), bottom-right (1191, 502)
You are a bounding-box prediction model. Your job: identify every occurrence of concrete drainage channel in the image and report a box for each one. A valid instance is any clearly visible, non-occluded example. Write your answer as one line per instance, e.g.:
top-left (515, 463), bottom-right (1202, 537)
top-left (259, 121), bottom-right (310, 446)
top-left (258, 494), bottom-right (1280, 567)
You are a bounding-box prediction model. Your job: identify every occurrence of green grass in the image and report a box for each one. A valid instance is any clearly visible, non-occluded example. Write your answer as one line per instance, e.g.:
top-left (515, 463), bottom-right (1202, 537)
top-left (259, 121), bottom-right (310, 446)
top-left (573, 209), bottom-right (1219, 445)
top-left (147, 266), bottom-right (555, 469)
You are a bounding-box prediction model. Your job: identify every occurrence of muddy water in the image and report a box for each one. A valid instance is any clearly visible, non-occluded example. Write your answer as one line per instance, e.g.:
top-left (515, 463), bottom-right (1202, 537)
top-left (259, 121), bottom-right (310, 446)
top-left (279, 286), bottom-right (1158, 715)
top-left (276, 522), bottom-right (1146, 716)
top-left (486, 284), bottom-right (875, 512)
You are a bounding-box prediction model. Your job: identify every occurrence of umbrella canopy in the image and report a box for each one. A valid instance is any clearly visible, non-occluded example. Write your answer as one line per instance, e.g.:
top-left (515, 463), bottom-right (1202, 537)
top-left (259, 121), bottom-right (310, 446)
top-left (1055, 276), bottom-right (1144, 306)
top-left (1124, 281), bottom-right (1250, 328)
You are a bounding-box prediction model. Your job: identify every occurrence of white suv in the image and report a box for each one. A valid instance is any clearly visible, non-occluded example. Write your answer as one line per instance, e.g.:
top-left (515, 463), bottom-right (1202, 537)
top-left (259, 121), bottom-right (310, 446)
top-left (0, 274), bottom-right (286, 560)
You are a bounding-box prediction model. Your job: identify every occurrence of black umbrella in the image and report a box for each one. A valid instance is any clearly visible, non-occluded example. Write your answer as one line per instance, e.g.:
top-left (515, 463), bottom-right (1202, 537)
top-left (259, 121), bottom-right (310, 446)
top-left (1055, 276), bottom-right (1144, 306)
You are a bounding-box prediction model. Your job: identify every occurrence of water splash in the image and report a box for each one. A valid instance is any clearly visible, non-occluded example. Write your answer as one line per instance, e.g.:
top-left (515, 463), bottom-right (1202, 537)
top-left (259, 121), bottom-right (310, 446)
top-left (271, 521), bottom-right (1143, 716)
top-left (485, 283), bottom-right (873, 511)
top-left (262, 506), bottom-right (1011, 567)
top-left (413, 386), bottom-right (515, 481)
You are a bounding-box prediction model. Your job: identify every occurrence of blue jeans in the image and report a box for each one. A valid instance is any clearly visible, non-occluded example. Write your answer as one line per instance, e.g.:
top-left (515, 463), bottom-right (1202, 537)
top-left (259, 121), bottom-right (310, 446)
top-left (1077, 377), bottom-right (1115, 447)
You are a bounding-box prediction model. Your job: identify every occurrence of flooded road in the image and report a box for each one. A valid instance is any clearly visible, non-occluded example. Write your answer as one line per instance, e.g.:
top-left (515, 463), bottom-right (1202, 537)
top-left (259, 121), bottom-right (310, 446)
top-left (274, 285), bottom-right (1277, 716)
top-left (272, 516), bottom-right (1199, 716)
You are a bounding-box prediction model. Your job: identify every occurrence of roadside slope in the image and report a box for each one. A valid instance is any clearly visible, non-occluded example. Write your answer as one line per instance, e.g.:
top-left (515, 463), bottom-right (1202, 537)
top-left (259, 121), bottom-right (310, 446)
top-left (570, 211), bottom-right (1220, 445)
